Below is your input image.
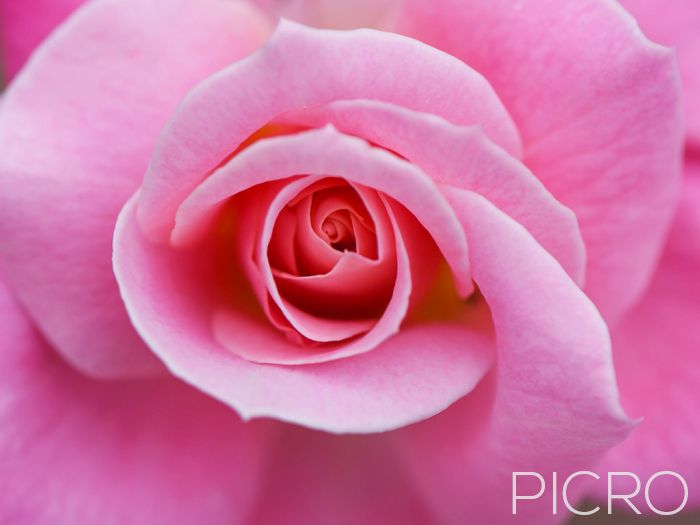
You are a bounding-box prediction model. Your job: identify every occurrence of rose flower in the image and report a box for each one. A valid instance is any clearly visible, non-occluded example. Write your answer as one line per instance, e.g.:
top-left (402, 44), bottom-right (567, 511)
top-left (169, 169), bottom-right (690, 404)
top-left (0, 1), bottom-right (697, 524)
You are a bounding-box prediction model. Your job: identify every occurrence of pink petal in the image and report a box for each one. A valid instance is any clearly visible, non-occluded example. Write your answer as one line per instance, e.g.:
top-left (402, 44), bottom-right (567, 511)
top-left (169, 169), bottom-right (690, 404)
top-left (249, 427), bottom-right (434, 525)
top-left (0, 0), bottom-right (270, 377)
top-left (255, 178), bottom-right (393, 344)
top-left (620, 0), bottom-right (700, 147)
top-left (592, 168), bottom-right (700, 510)
top-left (0, 274), bottom-right (274, 525)
top-left (395, 0), bottom-right (684, 324)
top-left (270, 188), bottom-right (341, 276)
top-left (389, 188), bottom-right (634, 523)
top-left (0, 0), bottom-right (84, 81)
top-left (114, 194), bottom-right (495, 433)
top-left (137, 20), bottom-right (521, 240)
top-left (227, 176), bottom-right (410, 359)
top-left (274, 254), bottom-right (392, 317)
top-left (282, 99), bottom-right (585, 284)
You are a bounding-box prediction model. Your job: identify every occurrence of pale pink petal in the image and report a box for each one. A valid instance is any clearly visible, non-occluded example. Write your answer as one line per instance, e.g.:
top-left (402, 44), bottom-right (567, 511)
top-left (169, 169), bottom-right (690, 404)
top-left (249, 427), bottom-right (434, 525)
top-left (389, 188), bottom-right (634, 523)
top-left (174, 126), bottom-right (473, 296)
top-left (282, 99), bottom-right (585, 284)
top-left (395, 0), bottom-right (683, 324)
top-left (620, 0), bottom-right (700, 147)
top-left (0, 0), bottom-right (84, 81)
top-left (0, 275), bottom-right (274, 525)
top-left (137, 20), bottom-right (521, 240)
top-left (593, 169), bottom-right (700, 510)
top-left (114, 194), bottom-right (494, 432)
top-left (251, 0), bottom-right (402, 30)
top-left (0, 0), bottom-right (270, 377)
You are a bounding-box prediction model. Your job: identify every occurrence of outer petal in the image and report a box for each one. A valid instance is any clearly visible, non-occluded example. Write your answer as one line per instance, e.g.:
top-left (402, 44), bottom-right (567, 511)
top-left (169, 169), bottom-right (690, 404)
top-left (395, 0), bottom-right (683, 324)
top-left (0, 275), bottom-right (273, 525)
top-left (390, 189), bottom-right (634, 524)
top-left (620, 0), bottom-right (700, 147)
top-left (137, 20), bottom-right (521, 240)
top-left (0, 0), bottom-right (269, 377)
top-left (593, 168), bottom-right (700, 511)
top-left (115, 193), bottom-right (494, 433)
top-left (0, 0), bottom-right (84, 81)
top-left (248, 427), bottom-right (433, 525)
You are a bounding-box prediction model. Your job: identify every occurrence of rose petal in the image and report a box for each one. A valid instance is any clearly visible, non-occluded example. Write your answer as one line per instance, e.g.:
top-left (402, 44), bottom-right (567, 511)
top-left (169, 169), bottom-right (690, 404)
top-left (390, 188), bottom-right (634, 523)
top-left (273, 254), bottom-right (393, 320)
top-left (395, 0), bottom-right (683, 324)
top-left (0, 274), bottom-right (273, 525)
top-left (592, 169), bottom-right (700, 510)
top-left (620, 0), bottom-right (700, 147)
top-left (137, 20), bottom-right (521, 240)
top-left (249, 427), bottom-right (434, 525)
top-left (281, 99), bottom-right (586, 284)
top-left (240, 176), bottom-right (395, 347)
top-left (241, 176), bottom-right (402, 350)
top-left (0, 0), bottom-right (270, 377)
top-left (114, 194), bottom-right (495, 433)
top-left (270, 190), bottom-right (341, 276)
top-left (0, 0), bottom-right (84, 81)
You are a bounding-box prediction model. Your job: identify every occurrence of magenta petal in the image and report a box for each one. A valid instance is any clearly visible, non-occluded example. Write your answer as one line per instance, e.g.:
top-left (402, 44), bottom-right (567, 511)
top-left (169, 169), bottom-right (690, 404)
top-left (592, 170), bottom-right (700, 510)
top-left (396, 0), bottom-right (683, 324)
top-left (0, 0), bottom-right (84, 81)
top-left (389, 188), bottom-right (634, 523)
top-left (0, 275), bottom-right (273, 525)
top-left (137, 20), bottom-right (521, 240)
top-left (115, 194), bottom-right (494, 432)
top-left (0, 0), bottom-right (270, 377)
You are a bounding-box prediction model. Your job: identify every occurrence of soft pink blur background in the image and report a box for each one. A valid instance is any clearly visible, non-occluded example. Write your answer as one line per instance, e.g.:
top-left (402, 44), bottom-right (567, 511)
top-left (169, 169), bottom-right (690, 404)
top-left (569, 512), bottom-right (697, 524)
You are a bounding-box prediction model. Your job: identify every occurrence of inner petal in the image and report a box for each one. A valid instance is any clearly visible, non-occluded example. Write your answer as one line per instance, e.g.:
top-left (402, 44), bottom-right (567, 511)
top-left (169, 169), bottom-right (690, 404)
top-left (215, 178), bottom-right (415, 364)
top-left (322, 210), bottom-right (354, 250)
top-left (274, 250), bottom-right (394, 320)
top-left (269, 179), bottom-right (379, 278)
top-left (250, 176), bottom-right (396, 343)
top-left (173, 127), bottom-right (473, 296)
top-left (267, 182), bottom-right (394, 323)
top-left (170, 127), bottom-right (472, 363)
top-left (309, 184), bottom-right (377, 257)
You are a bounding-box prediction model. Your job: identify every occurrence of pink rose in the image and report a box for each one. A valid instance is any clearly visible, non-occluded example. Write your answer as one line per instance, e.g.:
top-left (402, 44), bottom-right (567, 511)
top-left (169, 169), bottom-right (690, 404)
top-left (588, 0), bottom-right (700, 512)
top-left (0, 1), bottom-right (697, 524)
